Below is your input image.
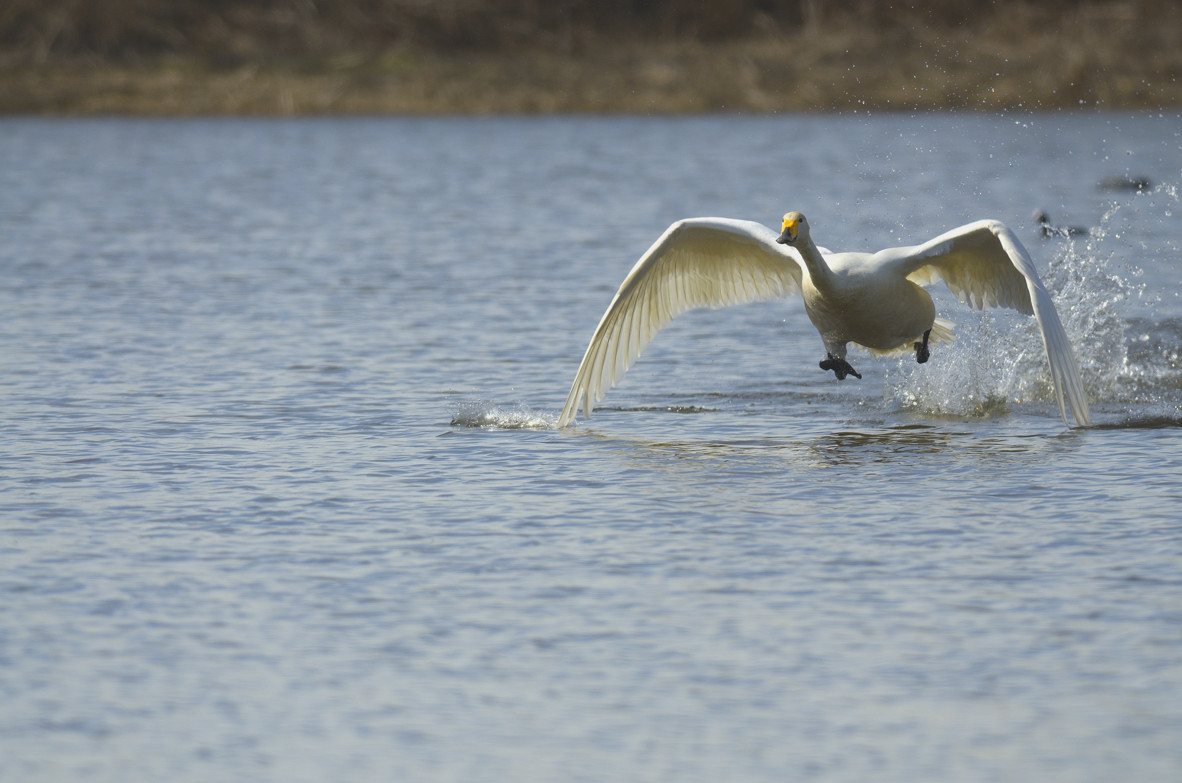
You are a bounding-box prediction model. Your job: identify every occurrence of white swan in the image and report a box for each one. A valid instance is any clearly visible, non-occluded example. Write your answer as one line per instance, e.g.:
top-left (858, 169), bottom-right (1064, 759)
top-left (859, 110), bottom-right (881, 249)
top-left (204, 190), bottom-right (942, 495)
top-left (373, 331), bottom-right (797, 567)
top-left (558, 212), bottom-right (1091, 429)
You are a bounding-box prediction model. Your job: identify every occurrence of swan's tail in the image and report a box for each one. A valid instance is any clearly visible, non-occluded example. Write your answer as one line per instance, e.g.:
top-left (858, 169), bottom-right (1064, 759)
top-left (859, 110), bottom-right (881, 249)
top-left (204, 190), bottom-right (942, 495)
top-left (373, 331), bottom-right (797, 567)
top-left (866, 317), bottom-right (956, 357)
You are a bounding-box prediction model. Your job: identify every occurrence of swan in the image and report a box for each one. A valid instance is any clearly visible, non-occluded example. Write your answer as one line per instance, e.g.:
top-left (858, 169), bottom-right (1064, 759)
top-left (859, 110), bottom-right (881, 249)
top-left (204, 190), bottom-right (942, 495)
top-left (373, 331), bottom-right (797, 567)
top-left (558, 212), bottom-right (1091, 429)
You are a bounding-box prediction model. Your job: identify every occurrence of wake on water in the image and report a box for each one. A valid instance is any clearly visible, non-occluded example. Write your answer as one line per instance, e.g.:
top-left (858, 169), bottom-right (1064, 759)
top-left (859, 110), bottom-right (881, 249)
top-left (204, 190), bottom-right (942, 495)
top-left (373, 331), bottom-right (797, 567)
top-left (458, 183), bottom-right (1181, 430)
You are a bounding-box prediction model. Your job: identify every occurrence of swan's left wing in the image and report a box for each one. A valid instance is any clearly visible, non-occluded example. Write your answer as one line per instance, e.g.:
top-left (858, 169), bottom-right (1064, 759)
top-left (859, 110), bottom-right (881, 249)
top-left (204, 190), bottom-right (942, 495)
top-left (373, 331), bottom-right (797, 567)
top-left (558, 218), bottom-right (804, 427)
top-left (881, 219), bottom-right (1090, 428)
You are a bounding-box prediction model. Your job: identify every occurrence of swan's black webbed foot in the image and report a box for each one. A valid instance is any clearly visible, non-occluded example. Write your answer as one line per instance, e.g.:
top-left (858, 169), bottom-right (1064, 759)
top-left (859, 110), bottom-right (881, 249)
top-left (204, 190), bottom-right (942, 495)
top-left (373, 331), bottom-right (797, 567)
top-left (914, 329), bottom-right (932, 364)
top-left (820, 354), bottom-right (862, 380)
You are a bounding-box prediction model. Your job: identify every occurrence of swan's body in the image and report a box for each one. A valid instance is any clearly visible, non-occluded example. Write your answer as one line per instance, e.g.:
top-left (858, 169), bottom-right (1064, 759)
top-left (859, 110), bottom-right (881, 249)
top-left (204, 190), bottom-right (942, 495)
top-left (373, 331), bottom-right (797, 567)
top-left (558, 212), bottom-right (1090, 429)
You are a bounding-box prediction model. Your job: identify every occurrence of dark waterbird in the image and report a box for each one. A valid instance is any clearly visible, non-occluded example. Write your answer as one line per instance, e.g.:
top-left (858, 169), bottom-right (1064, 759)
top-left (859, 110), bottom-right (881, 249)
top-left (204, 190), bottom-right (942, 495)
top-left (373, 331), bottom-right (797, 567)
top-left (1033, 210), bottom-right (1089, 239)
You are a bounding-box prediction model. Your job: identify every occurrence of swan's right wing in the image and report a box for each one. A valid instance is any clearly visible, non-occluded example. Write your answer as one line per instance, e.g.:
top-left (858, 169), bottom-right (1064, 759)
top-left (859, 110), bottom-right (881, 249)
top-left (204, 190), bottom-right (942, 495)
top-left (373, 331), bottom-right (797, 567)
top-left (884, 220), bottom-right (1090, 428)
top-left (558, 218), bottom-right (804, 427)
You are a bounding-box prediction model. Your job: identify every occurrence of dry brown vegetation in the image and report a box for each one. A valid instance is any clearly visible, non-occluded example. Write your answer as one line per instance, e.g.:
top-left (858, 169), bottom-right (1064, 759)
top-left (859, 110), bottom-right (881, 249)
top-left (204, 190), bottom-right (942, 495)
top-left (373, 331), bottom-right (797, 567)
top-left (1, 0), bottom-right (1179, 114)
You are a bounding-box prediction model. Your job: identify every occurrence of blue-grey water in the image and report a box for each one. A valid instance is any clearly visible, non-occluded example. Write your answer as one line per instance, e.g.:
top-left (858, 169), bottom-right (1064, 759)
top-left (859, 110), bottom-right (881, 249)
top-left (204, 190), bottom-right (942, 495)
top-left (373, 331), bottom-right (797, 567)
top-left (2, 114), bottom-right (1181, 782)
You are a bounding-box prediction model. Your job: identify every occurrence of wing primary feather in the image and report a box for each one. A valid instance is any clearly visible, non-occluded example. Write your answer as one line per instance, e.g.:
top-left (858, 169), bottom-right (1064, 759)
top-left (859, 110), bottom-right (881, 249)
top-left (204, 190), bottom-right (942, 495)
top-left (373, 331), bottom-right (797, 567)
top-left (616, 301), bottom-right (636, 378)
top-left (996, 226), bottom-right (1091, 427)
top-left (609, 304), bottom-right (628, 382)
top-left (585, 313), bottom-right (613, 408)
top-left (627, 284), bottom-right (645, 362)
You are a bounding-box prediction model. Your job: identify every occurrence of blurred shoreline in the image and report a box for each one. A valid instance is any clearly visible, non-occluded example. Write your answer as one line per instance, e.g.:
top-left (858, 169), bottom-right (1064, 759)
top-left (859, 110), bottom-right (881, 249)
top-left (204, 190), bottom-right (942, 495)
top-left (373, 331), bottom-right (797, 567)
top-left (2, 1), bottom-right (1180, 115)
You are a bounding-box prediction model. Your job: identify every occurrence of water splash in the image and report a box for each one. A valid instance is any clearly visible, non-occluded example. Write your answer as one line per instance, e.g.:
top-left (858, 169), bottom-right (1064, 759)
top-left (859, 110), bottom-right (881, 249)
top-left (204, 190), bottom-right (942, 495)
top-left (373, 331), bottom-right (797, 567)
top-left (886, 181), bottom-right (1182, 422)
top-left (885, 309), bottom-right (1044, 419)
top-left (450, 401), bottom-right (557, 430)
top-left (1077, 183), bottom-right (1182, 411)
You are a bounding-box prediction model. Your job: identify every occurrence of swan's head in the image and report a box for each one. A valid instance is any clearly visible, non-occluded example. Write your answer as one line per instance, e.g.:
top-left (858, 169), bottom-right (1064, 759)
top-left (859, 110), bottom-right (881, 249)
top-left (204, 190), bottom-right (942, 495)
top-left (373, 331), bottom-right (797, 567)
top-left (777, 212), bottom-right (808, 245)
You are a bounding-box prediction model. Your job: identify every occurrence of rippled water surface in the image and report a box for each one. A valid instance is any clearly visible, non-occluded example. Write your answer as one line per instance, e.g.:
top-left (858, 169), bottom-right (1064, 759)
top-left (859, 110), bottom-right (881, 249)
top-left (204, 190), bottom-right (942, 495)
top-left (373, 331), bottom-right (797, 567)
top-left (2, 114), bottom-right (1182, 782)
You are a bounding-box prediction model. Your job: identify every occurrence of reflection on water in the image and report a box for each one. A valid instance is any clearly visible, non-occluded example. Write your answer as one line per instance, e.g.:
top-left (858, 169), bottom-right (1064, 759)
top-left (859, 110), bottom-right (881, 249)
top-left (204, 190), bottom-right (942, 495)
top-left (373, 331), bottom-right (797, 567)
top-left (586, 421), bottom-right (1072, 487)
top-left (817, 425), bottom-right (958, 460)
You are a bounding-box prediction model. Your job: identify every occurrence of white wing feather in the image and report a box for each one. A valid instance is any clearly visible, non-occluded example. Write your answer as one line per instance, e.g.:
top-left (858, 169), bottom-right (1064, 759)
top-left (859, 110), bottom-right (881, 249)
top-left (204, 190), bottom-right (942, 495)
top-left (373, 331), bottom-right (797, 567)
top-left (892, 220), bottom-right (1090, 427)
top-left (559, 218), bottom-right (804, 427)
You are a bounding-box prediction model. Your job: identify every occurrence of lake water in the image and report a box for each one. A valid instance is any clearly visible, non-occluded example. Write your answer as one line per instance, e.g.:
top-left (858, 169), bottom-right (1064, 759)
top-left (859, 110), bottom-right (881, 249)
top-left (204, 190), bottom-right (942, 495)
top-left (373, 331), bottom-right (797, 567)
top-left (2, 113), bottom-right (1181, 782)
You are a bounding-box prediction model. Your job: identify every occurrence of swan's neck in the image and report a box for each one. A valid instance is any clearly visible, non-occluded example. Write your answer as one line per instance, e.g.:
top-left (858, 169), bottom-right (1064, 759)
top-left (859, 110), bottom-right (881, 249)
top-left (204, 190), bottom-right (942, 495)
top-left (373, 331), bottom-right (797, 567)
top-left (796, 237), bottom-right (834, 291)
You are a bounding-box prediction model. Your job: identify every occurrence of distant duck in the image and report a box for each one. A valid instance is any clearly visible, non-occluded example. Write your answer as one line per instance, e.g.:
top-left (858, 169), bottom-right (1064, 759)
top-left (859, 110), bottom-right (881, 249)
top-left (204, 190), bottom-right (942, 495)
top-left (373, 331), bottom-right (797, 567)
top-left (1099, 175), bottom-right (1152, 192)
top-left (1033, 210), bottom-right (1088, 239)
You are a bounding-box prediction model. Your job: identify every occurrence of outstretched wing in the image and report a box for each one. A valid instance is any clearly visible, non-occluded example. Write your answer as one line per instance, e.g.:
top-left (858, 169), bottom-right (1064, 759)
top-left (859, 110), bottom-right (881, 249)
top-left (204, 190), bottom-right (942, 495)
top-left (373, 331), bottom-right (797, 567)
top-left (558, 218), bottom-right (805, 427)
top-left (882, 219), bottom-right (1090, 427)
